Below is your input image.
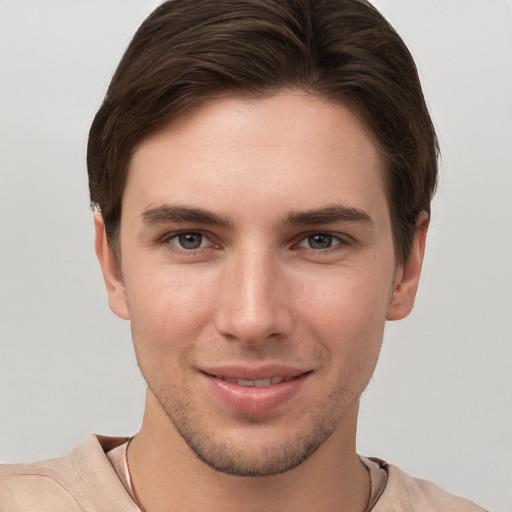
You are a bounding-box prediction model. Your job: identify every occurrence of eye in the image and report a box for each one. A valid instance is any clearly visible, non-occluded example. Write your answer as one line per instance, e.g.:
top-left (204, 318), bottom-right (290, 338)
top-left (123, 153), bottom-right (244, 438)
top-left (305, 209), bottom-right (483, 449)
top-left (169, 232), bottom-right (210, 250)
top-left (297, 233), bottom-right (341, 250)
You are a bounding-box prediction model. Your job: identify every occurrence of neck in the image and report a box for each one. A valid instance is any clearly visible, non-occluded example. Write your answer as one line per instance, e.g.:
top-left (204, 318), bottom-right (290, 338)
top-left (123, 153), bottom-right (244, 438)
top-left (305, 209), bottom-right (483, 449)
top-left (128, 391), bottom-right (369, 512)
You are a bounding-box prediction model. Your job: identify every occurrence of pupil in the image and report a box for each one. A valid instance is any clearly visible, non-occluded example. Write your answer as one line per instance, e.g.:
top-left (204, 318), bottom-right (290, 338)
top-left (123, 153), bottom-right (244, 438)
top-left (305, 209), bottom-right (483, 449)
top-left (179, 233), bottom-right (202, 249)
top-left (309, 234), bottom-right (332, 249)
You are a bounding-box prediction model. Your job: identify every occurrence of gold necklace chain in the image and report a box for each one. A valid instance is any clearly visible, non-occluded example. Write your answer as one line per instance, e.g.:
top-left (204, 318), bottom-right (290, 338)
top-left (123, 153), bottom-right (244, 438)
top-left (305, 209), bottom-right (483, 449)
top-left (125, 437), bottom-right (148, 512)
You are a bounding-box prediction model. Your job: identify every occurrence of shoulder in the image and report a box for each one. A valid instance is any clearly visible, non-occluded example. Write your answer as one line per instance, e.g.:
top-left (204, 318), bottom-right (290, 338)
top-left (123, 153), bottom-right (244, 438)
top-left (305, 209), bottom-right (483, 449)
top-left (0, 435), bottom-right (138, 512)
top-left (0, 463), bottom-right (80, 511)
top-left (370, 458), bottom-right (488, 512)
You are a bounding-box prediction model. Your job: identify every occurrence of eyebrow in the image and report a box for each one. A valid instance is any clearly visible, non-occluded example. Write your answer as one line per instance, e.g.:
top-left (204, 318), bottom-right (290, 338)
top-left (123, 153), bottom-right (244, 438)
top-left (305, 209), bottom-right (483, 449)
top-left (141, 203), bottom-right (373, 228)
top-left (284, 205), bottom-right (373, 226)
top-left (141, 204), bottom-right (233, 228)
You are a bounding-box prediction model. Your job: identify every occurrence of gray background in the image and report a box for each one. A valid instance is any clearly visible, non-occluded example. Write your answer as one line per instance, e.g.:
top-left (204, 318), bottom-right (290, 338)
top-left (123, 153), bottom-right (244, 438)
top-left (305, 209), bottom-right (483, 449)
top-left (1, 1), bottom-right (510, 511)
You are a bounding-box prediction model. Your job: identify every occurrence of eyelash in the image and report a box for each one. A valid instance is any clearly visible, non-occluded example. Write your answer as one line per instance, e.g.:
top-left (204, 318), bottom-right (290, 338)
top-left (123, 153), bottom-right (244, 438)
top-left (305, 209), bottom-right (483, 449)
top-left (161, 230), bottom-right (349, 254)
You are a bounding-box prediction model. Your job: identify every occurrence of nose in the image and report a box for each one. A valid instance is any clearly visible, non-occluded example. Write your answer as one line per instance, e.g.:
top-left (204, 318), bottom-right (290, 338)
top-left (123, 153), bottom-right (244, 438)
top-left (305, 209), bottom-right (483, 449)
top-left (214, 249), bottom-right (293, 346)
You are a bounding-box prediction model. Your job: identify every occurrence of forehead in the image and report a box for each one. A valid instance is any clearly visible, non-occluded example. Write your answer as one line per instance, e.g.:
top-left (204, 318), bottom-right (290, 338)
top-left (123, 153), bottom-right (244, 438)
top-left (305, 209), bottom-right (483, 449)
top-left (125, 92), bottom-right (387, 224)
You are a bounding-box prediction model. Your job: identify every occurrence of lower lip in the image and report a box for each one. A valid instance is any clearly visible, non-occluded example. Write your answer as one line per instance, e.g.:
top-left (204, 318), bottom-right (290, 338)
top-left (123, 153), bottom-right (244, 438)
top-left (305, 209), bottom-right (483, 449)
top-left (201, 373), bottom-right (309, 415)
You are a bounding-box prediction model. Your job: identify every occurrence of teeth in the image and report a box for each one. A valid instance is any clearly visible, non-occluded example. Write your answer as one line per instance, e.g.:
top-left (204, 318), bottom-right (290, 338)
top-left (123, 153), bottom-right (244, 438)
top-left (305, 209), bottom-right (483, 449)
top-left (217, 376), bottom-right (287, 387)
top-left (239, 379), bottom-right (260, 387)
top-left (254, 379), bottom-right (271, 387)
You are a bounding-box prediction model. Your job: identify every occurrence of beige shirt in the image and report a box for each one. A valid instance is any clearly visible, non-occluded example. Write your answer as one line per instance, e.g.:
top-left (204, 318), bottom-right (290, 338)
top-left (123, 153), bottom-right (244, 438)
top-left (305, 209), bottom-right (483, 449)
top-left (0, 435), bottom-right (487, 511)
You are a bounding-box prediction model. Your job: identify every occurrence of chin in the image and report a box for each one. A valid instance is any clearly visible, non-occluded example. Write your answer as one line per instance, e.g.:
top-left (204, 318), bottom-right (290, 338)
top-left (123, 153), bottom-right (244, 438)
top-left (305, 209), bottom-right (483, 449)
top-left (178, 425), bottom-right (333, 477)
top-left (151, 384), bottom-right (346, 477)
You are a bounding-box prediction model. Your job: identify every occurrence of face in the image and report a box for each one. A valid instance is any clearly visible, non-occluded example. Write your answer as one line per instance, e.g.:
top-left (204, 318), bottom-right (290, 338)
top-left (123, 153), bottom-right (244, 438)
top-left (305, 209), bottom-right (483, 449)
top-left (97, 92), bottom-right (425, 476)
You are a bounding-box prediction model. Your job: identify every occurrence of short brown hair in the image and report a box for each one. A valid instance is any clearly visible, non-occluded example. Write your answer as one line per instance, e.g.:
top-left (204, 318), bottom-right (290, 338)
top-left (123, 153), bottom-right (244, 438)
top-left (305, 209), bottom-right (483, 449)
top-left (87, 0), bottom-right (438, 263)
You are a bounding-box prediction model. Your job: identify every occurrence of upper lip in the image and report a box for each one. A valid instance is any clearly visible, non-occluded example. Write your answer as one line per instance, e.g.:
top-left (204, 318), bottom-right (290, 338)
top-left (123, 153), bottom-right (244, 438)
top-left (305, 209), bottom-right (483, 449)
top-left (200, 364), bottom-right (312, 381)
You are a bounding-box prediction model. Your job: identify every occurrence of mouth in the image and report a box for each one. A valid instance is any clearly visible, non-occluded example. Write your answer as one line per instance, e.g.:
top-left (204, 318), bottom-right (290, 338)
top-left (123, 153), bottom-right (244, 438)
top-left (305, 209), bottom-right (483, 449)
top-left (200, 367), bottom-right (312, 414)
top-left (213, 375), bottom-right (295, 387)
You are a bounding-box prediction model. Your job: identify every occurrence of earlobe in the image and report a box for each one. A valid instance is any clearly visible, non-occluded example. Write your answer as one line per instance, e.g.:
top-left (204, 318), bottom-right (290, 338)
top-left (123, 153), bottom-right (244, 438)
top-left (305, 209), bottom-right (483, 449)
top-left (386, 212), bottom-right (429, 321)
top-left (94, 213), bottom-right (130, 320)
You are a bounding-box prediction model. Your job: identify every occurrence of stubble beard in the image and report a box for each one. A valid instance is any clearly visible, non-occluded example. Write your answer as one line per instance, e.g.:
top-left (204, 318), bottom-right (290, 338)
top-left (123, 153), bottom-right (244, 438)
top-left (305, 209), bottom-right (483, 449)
top-left (146, 381), bottom-right (354, 477)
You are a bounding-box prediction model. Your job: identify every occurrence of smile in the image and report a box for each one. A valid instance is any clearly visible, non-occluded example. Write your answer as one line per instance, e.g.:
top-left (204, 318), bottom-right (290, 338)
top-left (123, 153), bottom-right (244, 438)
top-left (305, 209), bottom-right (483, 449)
top-left (201, 369), bottom-right (311, 414)
top-left (215, 376), bottom-right (289, 387)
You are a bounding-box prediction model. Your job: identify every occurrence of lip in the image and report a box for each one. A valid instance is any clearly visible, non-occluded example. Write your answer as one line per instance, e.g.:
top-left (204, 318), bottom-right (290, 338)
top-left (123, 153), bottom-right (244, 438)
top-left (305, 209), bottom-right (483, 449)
top-left (200, 365), bottom-right (312, 415)
top-left (201, 364), bottom-right (309, 381)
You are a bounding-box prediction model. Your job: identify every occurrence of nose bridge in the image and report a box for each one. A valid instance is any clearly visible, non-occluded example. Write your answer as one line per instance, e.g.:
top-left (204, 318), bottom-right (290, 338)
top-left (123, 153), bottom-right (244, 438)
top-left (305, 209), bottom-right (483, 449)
top-left (216, 242), bottom-right (291, 344)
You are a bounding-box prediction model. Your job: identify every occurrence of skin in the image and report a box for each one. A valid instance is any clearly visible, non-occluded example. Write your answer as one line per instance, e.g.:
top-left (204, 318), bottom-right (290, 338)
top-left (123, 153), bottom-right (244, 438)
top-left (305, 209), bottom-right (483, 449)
top-left (96, 91), bottom-right (428, 512)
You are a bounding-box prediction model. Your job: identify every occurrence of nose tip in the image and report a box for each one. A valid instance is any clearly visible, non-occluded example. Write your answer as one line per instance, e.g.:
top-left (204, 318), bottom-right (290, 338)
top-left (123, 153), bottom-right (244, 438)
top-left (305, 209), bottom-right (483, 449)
top-left (214, 258), bottom-right (292, 346)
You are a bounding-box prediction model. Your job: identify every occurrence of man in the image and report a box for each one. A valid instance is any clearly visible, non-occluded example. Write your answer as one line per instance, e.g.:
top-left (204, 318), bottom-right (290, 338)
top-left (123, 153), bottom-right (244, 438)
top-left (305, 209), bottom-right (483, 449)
top-left (0, 0), bottom-right (487, 510)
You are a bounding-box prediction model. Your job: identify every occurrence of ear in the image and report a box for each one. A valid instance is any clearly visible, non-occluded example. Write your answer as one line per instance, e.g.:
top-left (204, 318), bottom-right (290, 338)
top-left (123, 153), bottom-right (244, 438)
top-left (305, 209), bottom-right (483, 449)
top-left (386, 212), bottom-right (429, 321)
top-left (94, 213), bottom-right (130, 320)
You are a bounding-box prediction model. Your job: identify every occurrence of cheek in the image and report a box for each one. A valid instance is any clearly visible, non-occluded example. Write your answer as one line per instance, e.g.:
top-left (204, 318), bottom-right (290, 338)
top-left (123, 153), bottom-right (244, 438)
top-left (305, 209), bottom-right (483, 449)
top-left (299, 265), bottom-right (392, 331)
top-left (297, 268), bottom-right (391, 375)
top-left (124, 264), bottom-right (218, 355)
